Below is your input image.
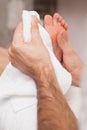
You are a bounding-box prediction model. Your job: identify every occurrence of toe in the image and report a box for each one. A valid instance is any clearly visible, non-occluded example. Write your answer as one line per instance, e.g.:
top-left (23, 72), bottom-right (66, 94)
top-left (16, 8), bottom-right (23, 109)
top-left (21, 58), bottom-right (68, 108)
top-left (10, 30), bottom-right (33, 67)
top-left (61, 19), bottom-right (68, 30)
top-left (61, 20), bottom-right (65, 27)
top-left (53, 13), bottom-right (59, 25)
top-left (53, 13), bottom-right (63, 22)
top-left (44, 15), bottom-right (53, 27)
top-left (58, 15), bottom-right (62, 22)
top-left (64, 23), bottom-right (68, 30)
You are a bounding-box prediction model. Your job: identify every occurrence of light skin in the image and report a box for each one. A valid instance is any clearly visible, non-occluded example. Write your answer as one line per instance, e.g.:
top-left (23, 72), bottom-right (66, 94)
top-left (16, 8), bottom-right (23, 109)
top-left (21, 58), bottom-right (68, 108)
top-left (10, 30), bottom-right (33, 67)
top-left (44, 13), bottom-right (84, 86)
top-left (8, 16), bottom-right (78, 130)
top-left (0, 47), bottom-right (9, 75)
top-left (0, 12), bottom-right (83, 129)
top-left (0, 13), bottom-right (84, 86)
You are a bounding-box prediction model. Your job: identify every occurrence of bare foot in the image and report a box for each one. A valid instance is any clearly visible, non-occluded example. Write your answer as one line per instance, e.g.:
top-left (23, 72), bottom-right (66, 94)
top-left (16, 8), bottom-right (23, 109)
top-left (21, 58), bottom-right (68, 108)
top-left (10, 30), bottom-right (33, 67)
top-left (44, 13), bottom-right (84, 86)
top-left (58, 35), bottom-right (84, 86)
top-left (44, 13), bottom-right (68, 61)
top-left (0, 47), bottom-right (9, 75)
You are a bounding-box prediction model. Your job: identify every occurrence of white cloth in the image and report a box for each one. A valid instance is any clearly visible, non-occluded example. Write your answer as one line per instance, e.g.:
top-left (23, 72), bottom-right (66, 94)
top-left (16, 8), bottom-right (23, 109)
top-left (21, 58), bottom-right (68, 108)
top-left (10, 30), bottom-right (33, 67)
top-left (0, 10), bottom-right (74, 130)
top-left (65, 86), bottom-right (81, 119)
top-left (78, 67), bottom-right (87, 130)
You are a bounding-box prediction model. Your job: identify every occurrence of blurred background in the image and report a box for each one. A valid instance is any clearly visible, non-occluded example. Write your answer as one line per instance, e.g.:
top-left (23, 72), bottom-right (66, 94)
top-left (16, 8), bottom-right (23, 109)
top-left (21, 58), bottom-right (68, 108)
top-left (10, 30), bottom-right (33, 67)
top-left (0, 0), bottom-right (87, 64)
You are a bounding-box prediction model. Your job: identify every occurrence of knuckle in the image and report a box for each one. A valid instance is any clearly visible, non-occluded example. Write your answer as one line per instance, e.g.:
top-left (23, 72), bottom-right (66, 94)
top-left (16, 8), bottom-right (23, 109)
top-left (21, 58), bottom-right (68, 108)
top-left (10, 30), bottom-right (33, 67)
top-left (11, 42), bottom-right (20, 52)
top-left (8, 43), bottom-right (19, 57)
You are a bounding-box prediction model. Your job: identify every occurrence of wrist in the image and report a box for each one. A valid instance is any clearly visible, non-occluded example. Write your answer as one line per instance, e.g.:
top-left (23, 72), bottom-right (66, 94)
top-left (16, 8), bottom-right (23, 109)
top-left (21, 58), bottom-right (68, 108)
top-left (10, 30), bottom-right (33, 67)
top-left (35, 61), bottom-right (62, 98)
top-left (35, 61), bottom-right (54, 86)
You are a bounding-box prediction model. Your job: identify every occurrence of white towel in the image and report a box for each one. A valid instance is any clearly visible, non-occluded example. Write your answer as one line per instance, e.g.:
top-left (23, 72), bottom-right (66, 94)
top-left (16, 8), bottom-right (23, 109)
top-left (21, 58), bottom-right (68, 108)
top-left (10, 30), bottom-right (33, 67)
top-left (65, 86), bottom-right (81, 119)
top-left (0, 10), bottom-right (72, 130)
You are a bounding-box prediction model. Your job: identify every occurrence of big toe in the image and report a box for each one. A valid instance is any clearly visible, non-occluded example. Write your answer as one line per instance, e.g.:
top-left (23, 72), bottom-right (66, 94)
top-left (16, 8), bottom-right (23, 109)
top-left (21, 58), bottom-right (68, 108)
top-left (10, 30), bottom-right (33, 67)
top-left (44, 15), bottom-right (53, 28)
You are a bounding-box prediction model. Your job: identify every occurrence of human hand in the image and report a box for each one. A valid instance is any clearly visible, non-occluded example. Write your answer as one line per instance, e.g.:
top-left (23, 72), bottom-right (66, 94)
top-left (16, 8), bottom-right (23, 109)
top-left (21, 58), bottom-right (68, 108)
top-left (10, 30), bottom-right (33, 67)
top-left (0, 47), bottom-right (9, 75)
top-left (8, 16), bottom-right (52, 81)
top-left (44, 13), bottom-right (84, 86)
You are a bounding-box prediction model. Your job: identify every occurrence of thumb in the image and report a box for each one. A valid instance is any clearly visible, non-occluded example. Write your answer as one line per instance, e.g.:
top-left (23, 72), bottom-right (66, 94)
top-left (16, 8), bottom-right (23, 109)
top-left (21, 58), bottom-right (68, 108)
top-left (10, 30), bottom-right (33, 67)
top-left (13, 22), bottom-right (24, 45)
top-left (31, 15), bottom-right (41, 41)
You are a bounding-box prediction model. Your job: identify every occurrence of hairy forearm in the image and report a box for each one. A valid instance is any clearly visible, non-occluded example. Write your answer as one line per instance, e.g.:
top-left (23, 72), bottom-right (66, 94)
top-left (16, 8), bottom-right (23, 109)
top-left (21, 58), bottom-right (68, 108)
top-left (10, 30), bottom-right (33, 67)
top-left (36, 63), bottom-right (78, 130)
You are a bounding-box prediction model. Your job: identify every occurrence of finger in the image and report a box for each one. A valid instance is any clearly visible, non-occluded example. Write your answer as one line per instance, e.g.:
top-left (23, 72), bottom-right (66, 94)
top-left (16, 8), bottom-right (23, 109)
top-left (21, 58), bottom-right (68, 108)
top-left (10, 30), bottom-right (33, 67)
top-left (8, 41), bottom-right (20, 62)
top-left (8, 46), bottom-right (19, 68)
top-left (13, 22), bottom-right (24, 45)
top-left (31, 15), bottom-right (42, 41)
top-left (8, 47), bottom-right (15, 65)
top-left (8, 46), bottom-right (16, 61)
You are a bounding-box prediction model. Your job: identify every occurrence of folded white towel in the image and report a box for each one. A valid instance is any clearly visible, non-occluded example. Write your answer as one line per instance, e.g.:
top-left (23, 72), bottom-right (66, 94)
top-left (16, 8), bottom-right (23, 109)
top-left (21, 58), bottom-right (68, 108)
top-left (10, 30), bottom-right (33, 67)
top-left (0, 10), bottom-right (72, 130)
